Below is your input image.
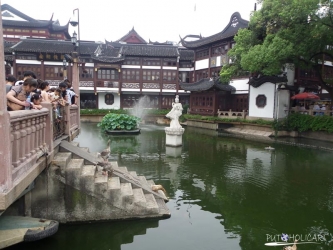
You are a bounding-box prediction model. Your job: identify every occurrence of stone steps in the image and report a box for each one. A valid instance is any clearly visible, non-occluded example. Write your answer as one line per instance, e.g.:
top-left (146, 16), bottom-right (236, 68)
top-left (49, 142), bottom-right (170, 221)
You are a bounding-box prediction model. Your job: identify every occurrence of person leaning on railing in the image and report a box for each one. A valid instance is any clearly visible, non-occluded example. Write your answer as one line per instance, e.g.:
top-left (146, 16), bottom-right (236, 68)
top-left (50, 88), bottom-right (66, 119)
top-left (6, 78), bottom-right (38, 111)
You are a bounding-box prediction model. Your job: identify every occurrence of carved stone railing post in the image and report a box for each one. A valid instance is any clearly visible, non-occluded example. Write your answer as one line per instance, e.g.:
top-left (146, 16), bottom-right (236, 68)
top-left (35, 116), bottom-right (40, 151)
top-left (12, 121), bottom-right (21, 168)
top-left (65, 105), bottom-right (71, 136)
top-left (25, 118), bottom-right (32, 159)
top-left (19, 119), bottom-right (27, 163)
top-left (42, 102), bottom-right (54, 151)
top-left (31, 117), bottom-right (36, 155)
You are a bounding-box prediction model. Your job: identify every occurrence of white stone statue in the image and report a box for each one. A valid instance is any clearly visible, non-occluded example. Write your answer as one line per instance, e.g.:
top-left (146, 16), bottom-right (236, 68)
top-left (166, 95), bottom-right (183, 129)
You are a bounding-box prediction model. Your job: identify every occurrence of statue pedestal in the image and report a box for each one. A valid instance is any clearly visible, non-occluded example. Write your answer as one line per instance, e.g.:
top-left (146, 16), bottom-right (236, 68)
top-left (165, 127), bottom-right (185, 147)
top-left (166, 146), bottom-right (182, 157)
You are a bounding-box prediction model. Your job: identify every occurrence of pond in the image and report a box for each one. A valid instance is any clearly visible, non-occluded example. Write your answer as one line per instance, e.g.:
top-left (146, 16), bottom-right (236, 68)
top-left (8, 123), bottom-right (333, 250)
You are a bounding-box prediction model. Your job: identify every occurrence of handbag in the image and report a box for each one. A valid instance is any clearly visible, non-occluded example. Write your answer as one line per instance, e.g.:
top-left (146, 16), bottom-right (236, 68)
top-left (7, 87), bottom-right (27, 111)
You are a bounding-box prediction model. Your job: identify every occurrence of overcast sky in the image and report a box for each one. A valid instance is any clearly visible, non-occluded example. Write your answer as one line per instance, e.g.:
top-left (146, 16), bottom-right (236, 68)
top-left (2, 0), bottom-right (256, 43)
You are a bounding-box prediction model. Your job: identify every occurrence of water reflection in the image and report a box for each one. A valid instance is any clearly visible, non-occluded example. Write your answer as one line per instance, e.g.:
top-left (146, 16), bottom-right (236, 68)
top-left (8, 123), bottom-right (333, 250)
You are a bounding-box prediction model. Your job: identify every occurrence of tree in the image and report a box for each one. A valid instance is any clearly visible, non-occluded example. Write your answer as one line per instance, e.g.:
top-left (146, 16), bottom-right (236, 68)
top-left (220, 0), bottom-right (333, 100)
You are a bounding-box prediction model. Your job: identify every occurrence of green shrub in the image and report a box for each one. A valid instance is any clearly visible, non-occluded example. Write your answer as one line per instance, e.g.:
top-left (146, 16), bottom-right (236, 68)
top-left (145, 109), bottom-right (169, 115)
top-left (273, 113), bottom-right (333, 133)
top-left (97, 113), bottom-right (140, 131)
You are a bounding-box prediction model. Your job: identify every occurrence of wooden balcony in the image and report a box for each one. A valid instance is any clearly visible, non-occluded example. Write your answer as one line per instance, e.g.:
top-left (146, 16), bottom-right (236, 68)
top-left (0, 103), bottom-right (80, 211)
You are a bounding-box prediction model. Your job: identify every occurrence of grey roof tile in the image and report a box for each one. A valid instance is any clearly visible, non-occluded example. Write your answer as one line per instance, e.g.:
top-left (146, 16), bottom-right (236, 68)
top-left (180, 12), bottom-right (248, 49)
top-left (11, 38), bottom-right (99, 55)
top-left (121, 44), bottom-right (179, 57)
top-left (179, 49), bottom-right (194, 61)
top-left (180, 77), bottom-right (236, 92)
top-left (248, 75), bottom-right (288, 88)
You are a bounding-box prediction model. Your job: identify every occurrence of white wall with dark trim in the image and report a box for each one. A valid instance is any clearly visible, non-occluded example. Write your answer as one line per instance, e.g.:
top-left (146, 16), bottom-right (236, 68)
top-left (98, 93), bottom-right (121, 109)
top-left (248, 83), bottom-right (276, 118)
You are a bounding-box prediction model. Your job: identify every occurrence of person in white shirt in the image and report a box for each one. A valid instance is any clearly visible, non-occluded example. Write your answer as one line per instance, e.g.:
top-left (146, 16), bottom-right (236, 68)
top-left (15, 71), bottom-right (36, 86)
top-left (313, 104), bottom-right (320, 110)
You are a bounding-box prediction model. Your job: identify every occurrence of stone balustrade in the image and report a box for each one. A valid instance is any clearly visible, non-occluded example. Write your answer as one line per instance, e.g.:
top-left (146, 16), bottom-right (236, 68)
top-left (9, 109), bottom-right (49, 184)
top-left (0, 103), bottom-right (80, 211)
top-left (217, 109), bottom-right (247, 119)
top-left (67, 105), bottom-right (80, 140)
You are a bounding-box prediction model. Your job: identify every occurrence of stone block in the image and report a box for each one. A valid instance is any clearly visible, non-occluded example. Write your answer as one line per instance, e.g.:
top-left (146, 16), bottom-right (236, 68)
top-left (66, 159), bottom-right (84, 188)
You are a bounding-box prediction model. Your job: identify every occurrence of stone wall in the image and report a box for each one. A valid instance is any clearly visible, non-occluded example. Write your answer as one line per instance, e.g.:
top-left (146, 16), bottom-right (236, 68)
top-left (81, 114), bottom-right (170, 125)
top-left (186, 120), bottom-right (219, 130)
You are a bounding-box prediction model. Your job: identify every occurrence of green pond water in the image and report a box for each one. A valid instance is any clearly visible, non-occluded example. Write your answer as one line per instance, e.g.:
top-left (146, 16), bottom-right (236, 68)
top-left (8, 123), bottom-right (333, 250)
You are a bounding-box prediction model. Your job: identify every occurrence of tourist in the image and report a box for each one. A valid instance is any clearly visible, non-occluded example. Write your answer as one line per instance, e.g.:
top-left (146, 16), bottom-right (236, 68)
top-left (7, 78), bottom-right (37, 111)
top-left (30, 93), bottom-right (43, 110)
top-left (65, 80), bottom-right (78, 105)
top-left (15, 71), bottom-right (36, 86)
top-left (39, 81), bottom-right (51, 102)
top-left (313, 103), bottom-right (320, 110)
top-left (58, 82), bottom-right (69, 104)
top-left (320, 104), bottom-right (326, 116)
top-left (313, 103), bottom-right (320, 116)
top-left (5, 75), bottom-right (16, 94)
top-left (51, 88), bottom-right (66, 118)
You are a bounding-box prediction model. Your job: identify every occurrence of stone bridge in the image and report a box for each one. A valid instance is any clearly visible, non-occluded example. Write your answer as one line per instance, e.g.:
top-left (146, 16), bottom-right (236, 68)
top-left (0, 104), bottom-right (80, 213)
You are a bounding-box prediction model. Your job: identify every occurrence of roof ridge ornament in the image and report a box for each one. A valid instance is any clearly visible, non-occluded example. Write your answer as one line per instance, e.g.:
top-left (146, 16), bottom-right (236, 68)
top-left (231, 16), bottom-right (239, 27)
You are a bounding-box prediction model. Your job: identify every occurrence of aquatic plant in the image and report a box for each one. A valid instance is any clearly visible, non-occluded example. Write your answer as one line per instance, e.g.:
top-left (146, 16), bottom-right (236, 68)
top-left (98, 113), bottom-right (140, 131)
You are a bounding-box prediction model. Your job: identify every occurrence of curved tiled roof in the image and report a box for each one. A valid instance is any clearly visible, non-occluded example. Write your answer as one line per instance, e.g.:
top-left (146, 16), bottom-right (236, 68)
top-left (180, 12), bottom-right (249, 49)
top-left (11, 38), bottom-right (100, 55)
top-left (116, 27), bottom-right (147, 44)
top-left (248, 75), bottom-right (288, 88)
top-left (91, 56), bottom-right (125, 63)
top-left (99, 45), bottom-right (121, 57)
top-left (148, 39), bottom-right (174, 46)
top-left (1, 4), bottom-right (35, 21)
top-left (1, 4), bottom-right (70, 38)
top-left (2, 19), bottom-right (50, 28)
top-left (4, 41), bottom-right (16, 53)
top-left (179, 49), bottom-right (194, 61)
top-left (121, 44), bottom-right (179, 57)
top-left (180, 78), bottom-right (236, 92)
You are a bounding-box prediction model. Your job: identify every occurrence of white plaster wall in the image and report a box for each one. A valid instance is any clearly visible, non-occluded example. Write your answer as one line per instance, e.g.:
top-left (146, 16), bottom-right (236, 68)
top-left (249, 83), bottom-right (276, 118)
top-left (142, 66), bottom-right (161, 69)
top-left (121, 65), bottom-right (140, 69)
top-left (275, 89), bottom-right (290, 119)
top-left (230, 78), bottom-right (249, 94)
top-left (98, 93), bottom-right (121, 109)
top-left (162, 66), bottom-right (177, 70)
top-left (195, 59), bottom-right (209, 70)
top-left (216, 56), bottom-right (221, 67)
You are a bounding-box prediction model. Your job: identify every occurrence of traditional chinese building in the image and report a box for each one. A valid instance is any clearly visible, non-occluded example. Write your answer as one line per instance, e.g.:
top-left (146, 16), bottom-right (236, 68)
top-left (1, 4), bottom-right (70, 42)
top-left (4, 27), bottom-right (193, 110)
top-left (180, 12), bottom-right (250, 115)
top-left (3, 4), bottom-right (271, 113)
